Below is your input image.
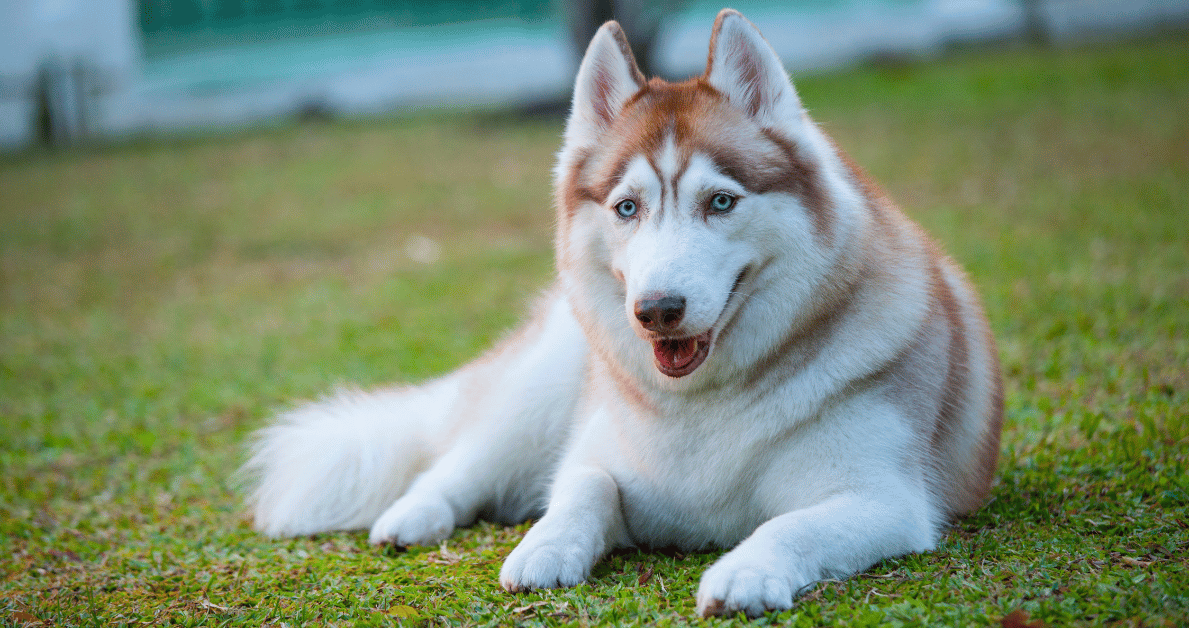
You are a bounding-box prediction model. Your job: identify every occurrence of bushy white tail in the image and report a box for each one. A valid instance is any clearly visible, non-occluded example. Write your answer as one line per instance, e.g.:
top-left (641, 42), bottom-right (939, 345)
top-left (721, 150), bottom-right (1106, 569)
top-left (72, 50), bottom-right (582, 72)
top-left (242, 291), bottom-right (587, 540)
top-left (241, 379), bottom-right (458, 537)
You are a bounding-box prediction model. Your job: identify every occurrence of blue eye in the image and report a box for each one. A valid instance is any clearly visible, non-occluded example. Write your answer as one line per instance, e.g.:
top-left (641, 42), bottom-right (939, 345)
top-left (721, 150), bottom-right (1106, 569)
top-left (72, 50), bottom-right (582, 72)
top-left (710, 193), bottom-right (736, 213)
top-left (615, 199), bottom-right (638, 218)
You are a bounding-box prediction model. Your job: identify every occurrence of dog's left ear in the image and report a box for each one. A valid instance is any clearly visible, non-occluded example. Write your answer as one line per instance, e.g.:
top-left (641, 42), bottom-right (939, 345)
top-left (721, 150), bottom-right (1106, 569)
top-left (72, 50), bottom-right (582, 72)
top-left (704, 9), bottom-right (804, 126)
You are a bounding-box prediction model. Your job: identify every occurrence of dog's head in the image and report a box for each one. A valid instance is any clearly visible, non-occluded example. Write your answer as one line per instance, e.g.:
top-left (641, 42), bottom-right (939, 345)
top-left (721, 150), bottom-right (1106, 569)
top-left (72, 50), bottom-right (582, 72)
top-left (555, 10), bottom-right (857, 383)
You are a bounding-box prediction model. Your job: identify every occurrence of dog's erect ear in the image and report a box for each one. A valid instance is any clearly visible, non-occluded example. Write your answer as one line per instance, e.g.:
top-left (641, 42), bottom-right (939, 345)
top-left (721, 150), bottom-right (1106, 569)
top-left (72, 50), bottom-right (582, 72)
top-left (704, 9), bottom-right (804, 125)
top-left (565, 21), bottom-right (646, 145)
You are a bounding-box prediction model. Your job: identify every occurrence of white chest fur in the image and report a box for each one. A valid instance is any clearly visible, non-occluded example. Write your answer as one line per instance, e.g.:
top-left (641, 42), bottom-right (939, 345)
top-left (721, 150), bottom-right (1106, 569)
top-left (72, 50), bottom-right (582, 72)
top-left (565, 370), bottom-right (926, 551)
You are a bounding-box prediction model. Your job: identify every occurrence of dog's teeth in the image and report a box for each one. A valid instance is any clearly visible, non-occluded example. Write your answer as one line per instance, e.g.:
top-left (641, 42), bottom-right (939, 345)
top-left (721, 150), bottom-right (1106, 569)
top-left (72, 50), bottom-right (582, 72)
top-left (669, 339), bottom-right (698, 368)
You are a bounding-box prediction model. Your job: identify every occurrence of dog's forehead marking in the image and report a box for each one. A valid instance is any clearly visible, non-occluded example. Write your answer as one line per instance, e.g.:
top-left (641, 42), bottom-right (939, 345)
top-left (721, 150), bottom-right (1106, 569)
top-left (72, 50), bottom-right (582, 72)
top-left (655, 132), bottom-right (679, 211)
top-left (609, 155), bottom-right (660, 206)
top-left (563, 77), bottom-right (830, 238)
top-left (678, 153), bottom-right (745, 197)
top-left (614, 132), bottom-right (718, 223)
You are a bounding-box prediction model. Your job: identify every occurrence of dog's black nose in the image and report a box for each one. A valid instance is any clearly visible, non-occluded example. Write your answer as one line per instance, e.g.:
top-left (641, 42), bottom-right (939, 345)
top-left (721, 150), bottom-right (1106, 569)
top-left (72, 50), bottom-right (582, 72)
top-left (634, 295), bottom-right (686, 331)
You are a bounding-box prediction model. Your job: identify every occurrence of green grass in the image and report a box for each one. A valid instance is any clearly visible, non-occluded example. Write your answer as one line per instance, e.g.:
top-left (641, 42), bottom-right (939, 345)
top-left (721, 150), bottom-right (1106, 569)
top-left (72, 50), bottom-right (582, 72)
top-left (0, 36), bottom-right (1187, 627)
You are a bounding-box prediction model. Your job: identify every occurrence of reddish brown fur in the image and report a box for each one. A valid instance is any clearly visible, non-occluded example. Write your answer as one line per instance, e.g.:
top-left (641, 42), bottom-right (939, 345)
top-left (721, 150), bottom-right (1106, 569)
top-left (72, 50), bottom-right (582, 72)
top-left (927, 259), bottom-right (972, 509)
top-left (978, 328), bottom-right (1005, 506)
top-left (606, 358), bottom-right (659, 416)
top-left (836, 140), bottom-right (1003, 516)
top-left (704, 10), bottom-right (767, 118)
top-left (954, 273), bottom-right (1005, 513)
top-left (740, 274), bottom-right (859, 393)
top-left (704, 11), bottom-right (729, 78)
top-left (560, 77), bottom-right (829, 239)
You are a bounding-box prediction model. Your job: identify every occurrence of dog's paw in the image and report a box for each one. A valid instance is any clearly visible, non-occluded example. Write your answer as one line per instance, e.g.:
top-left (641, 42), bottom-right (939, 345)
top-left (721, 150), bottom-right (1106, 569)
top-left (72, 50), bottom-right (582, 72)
top-left (499, 535), bottom-right (594, 592)
top-left (694, 557), bottom-right (801, 617)
top-left (368, 493), bottom-right (455, 547)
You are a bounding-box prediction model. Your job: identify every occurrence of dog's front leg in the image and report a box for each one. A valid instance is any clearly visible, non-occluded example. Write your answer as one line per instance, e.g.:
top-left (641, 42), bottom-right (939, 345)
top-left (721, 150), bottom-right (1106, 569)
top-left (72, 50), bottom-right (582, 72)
top-left (695, 490), bottom-right (936, 617)
top-left (499, 466), bottom-right (630, 591)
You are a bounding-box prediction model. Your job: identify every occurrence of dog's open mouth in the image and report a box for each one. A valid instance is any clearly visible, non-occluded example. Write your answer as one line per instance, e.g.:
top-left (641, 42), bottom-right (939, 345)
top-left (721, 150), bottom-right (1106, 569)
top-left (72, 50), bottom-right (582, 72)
top-left (653, 331), bottom-right (712, 378)
top-left (644, 266), bottom-right (749, 378)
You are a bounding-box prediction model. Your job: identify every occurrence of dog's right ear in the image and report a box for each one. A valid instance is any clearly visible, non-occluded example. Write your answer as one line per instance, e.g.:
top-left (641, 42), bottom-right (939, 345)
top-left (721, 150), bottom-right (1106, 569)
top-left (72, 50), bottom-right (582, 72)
top-left (565, 22), bottom-right (646, 146)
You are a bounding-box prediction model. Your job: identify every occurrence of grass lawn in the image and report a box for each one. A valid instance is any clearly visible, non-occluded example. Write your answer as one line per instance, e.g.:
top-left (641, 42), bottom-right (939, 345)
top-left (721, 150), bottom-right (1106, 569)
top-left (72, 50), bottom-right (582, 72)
top-left (0, 35), bottom-right (1187, 627)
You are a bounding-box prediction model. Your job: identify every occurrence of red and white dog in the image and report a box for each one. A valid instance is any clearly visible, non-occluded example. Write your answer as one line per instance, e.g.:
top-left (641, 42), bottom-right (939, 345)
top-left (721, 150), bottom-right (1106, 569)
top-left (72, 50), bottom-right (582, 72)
top-left (244, 9), bottom-right (1003, 617)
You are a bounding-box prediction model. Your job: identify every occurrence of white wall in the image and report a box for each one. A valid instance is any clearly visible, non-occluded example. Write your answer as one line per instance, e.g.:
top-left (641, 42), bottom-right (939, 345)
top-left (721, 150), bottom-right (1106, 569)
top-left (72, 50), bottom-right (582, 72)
top-left (0, 0), bottom-right (140, 147)
top-left (0, 0), bottom-right (1187, 150)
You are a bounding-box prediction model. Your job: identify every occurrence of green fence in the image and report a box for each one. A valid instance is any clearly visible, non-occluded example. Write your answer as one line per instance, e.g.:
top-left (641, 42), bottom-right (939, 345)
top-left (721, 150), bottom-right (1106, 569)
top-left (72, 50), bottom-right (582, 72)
top-left (137, 0), bottom-right (557, 56)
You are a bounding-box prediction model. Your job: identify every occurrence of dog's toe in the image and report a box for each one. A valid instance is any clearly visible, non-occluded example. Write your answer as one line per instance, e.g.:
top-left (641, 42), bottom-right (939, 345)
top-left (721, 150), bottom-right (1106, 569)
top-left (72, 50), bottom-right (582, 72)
top-left (499, 540), bottom-right (591, 592)
top-left (695, 561), bottom-right (798, 617)
top-left (368, 492), bottom-right (455, 547)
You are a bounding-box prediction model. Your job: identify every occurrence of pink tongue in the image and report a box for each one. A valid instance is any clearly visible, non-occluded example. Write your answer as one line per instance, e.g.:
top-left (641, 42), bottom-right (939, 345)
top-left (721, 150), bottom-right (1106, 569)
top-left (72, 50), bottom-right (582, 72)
top-left (654, 338), bottom-right (698, 370)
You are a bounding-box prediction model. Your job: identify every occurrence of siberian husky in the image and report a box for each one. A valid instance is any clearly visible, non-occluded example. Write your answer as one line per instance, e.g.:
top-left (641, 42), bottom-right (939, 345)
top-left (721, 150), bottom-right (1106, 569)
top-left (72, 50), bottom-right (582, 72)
top-left (243, 9), bottom-right (1003, 617)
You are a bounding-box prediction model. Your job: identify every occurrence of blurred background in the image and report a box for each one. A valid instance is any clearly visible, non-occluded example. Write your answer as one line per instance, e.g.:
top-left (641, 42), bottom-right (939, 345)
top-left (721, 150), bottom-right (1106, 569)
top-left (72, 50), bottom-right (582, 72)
top-left (0, 2), bottom-right (1187, 621)
top-left (0, 0), bottom-right (1187, 149)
